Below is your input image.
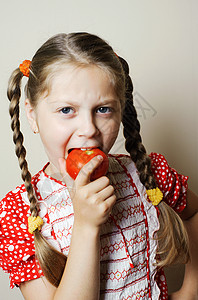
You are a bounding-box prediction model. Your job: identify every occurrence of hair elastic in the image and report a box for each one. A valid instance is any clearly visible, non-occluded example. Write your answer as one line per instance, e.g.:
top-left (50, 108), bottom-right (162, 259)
top-left (28, 216), bottom-right (43, 234)
top-left (19, 60), bottom-right (31, 77)
top-left (146, 187), bottom-right (163, 206)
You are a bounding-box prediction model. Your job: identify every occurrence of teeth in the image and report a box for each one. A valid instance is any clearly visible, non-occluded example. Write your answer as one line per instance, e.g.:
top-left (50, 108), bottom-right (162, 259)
top-left (81, 148), bottom-right (93, 151)
top-left (69, 147), bottom-right (99, 153)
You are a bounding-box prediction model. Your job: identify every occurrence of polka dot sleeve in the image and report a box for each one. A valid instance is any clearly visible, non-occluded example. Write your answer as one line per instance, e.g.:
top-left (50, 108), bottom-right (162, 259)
top-left (0, 186), bottom-right (44, 289)
top-left (149, 153), bottom-right (188, 213)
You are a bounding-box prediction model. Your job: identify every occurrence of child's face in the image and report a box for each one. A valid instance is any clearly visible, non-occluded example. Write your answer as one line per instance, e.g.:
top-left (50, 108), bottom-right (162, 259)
top-left (26, 65), bottom-right (122, 174)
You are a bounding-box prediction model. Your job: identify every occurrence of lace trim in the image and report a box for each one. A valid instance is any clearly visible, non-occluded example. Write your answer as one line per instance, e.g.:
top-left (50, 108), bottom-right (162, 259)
top-left (125, 157), bottom-right (161, 300)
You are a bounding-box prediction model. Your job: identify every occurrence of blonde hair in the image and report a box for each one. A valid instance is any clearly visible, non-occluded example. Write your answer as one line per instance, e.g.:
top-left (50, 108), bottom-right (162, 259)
top-left (7, 33), bottom-right (189, 287)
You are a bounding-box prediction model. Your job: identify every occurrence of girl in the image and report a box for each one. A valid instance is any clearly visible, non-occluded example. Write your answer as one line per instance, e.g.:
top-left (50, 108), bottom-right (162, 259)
top-left (0, 32), bottom-right (197, 300)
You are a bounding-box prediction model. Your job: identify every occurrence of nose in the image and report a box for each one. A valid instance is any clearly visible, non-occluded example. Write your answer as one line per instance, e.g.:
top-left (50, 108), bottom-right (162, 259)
top-left (77, 114), bottom-right (99, 138)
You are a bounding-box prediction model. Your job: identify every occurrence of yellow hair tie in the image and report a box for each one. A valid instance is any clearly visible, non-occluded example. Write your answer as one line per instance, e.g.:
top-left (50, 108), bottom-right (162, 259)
top-left (146, 187), bottom-right (163, 206)
top-left (28, 216), bottom-right (43, 234)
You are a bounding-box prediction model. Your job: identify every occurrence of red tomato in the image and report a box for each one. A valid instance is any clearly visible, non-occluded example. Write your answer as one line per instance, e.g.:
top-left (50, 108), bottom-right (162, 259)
top-left (66, 148), bottom-right (109, 180)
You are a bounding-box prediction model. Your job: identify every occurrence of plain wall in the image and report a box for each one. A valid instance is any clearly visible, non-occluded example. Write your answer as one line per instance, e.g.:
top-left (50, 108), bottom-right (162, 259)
top-left (0, 0), bottom-right (197, 299)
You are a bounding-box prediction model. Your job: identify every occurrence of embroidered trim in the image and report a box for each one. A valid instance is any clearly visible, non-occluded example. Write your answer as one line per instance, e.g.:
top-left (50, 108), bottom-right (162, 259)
top-left (110, 214), bottom-right (134, 269)
top-left (114, 155), bottom-right (161, 299)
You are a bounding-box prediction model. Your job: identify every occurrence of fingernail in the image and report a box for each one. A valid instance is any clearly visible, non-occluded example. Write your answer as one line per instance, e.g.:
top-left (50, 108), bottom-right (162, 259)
top-left (97, 155), bottom-right (103, 161)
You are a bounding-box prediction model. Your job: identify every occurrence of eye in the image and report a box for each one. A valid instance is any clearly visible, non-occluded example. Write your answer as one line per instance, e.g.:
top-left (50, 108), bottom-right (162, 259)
top-left (60, 107), bottom-right (74, 115)
top-left (96, 107), bottom-right (113, 114)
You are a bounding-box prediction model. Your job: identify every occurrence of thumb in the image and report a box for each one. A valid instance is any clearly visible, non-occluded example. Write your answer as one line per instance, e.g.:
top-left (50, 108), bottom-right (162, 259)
top-left (75, 155), bottom-right (103, 186)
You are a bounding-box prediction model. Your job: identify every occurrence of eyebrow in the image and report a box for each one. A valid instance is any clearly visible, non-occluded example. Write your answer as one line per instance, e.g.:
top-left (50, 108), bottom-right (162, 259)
top-left (96, 99), bottom-right (119, 105)
top-left (48, 98), bottom-right (119, 106)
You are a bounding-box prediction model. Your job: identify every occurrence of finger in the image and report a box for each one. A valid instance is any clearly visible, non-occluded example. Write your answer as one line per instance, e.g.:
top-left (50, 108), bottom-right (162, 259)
top-left (102, 194), bottom-right (117, 214)
top-left (75, 155), bottom-right (103, 186)
top-left (85, 176), bottom-right (110, 195)
top-left (96, 184), bottom-right (115, 203)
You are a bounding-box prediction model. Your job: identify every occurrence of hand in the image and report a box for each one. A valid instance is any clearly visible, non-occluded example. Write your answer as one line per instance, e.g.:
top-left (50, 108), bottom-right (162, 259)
top-left (59, 155), bottom-right (116, 230)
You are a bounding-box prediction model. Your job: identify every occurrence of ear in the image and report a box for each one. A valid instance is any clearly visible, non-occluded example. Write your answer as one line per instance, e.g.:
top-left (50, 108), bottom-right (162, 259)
top-left (25, 99), bottom-right (39, 134)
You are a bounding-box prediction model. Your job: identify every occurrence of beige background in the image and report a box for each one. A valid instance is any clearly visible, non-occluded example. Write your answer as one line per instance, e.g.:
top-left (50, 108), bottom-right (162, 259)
top-left (0, 0), bottom-right (197, 299)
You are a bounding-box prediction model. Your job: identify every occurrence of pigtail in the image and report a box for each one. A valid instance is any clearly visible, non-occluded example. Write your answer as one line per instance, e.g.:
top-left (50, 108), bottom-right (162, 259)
top-left (8, 69), bottom-right (38, 217)
top-left (119, 56), bottom-right (189, 267)
top-left (7, 68), bottom-right (66, 287)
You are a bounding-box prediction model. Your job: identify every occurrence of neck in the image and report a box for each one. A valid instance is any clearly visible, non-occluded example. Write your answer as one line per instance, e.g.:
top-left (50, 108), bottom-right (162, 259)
top-left (45, 162), bottom-right (75, 192)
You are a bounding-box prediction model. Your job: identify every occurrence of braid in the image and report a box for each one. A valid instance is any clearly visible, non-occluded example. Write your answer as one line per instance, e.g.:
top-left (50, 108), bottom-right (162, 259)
top-left (119, 56), bottom-right (189, 266)
top-left (7, 68), bottom-right (66, 287)
top-left (7, 69), bottom-right (38, 217)
top-left (119, 57), bottom-right (156, 189)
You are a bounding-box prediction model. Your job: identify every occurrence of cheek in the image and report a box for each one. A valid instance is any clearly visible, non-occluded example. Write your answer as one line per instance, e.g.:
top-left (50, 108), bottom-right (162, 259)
top-left (100, 118), bottom-right (120, 136)
top-left (38, 120), bottom-right (70, 150)
top-left (101, 120), bottom-right (120, 146)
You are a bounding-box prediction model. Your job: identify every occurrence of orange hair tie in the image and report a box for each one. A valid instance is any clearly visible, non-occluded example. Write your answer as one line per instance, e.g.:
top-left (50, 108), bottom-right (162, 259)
top-left (19, 60), bottom-right (31, 77)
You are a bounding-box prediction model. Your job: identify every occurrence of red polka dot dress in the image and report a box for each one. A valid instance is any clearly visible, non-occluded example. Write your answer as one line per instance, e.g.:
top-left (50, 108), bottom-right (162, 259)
top-left (0, 153), bottom-right (188, 299)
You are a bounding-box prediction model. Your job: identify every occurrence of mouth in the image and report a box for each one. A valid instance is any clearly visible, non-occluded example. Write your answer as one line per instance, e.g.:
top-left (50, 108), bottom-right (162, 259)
top-left (68, 146), bottom-right (102, 154)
